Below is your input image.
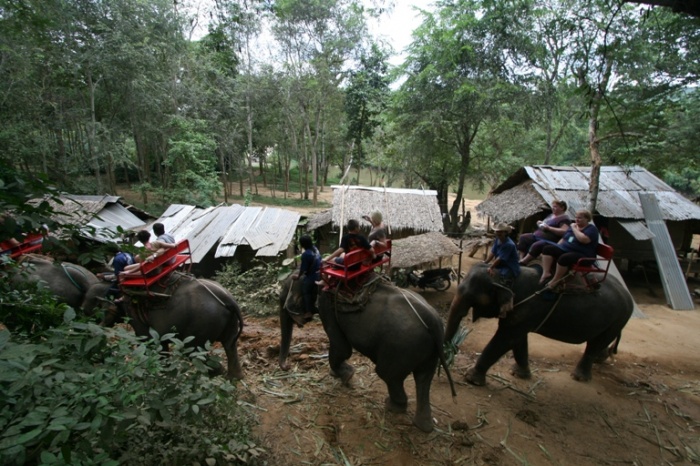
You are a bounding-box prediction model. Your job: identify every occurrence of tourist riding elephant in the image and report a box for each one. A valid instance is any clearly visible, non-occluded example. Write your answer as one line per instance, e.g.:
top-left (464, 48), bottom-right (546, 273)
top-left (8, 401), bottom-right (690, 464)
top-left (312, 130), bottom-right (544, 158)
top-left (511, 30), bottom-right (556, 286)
top-left (82, 273), bottom-right (244, 379)
top-left (445, 263), bottom-right (634, 384)
top-left (279, 275), bottom-right (456, 433)
top-left (10, 254), bottom-right (99, 310)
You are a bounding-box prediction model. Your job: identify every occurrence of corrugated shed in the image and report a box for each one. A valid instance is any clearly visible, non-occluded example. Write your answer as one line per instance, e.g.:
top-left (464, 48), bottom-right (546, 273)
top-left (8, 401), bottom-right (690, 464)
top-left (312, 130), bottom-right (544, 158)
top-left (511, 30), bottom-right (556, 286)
top-left (478, 166), bottom-right (700, 224)
top-left (37, 194), bottom-right (146, 243)
top-left (329, 185), bottom-right (443, 233)
top-left (150, 204), bottom-right (300, 263)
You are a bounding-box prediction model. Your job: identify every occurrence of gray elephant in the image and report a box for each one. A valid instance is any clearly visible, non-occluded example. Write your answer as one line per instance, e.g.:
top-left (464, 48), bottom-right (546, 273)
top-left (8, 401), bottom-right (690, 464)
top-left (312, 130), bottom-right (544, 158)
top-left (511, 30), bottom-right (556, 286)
top-left (82, 274), bottom-right (244, 379)
top-left (445, 263), bottom-right (634, 385)
top-left (10, 254), bottom-right (99, 309)
top-left (279, 275), bottom-right (455, 432)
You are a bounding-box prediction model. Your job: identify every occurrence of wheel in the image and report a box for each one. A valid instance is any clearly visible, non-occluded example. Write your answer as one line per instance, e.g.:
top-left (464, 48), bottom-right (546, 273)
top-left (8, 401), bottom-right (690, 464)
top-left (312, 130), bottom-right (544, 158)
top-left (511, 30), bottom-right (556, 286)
top-left (432, 277), bottom-right (451, 291)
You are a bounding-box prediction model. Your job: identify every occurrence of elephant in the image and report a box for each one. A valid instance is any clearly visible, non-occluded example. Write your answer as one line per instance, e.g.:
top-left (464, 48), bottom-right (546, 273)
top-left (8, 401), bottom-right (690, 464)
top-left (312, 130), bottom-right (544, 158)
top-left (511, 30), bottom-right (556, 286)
top-left (82, 273), bottom-right (244, 379)
top-left (9, 254), bottom-right (100, 310)
top-left (279, 275), bottom-right (456, 433)
top-left (445, 263), bottom-right (634, 385)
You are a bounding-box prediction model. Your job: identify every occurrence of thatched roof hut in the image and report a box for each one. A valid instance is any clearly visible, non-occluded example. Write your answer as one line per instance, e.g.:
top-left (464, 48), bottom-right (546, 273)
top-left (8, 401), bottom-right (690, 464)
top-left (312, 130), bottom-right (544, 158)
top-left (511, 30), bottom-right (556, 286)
top-left (476, 166), bottom-right (700, 252)
top-left (390, 232), bottom-right (461, 270)
top-left (327, 185), bottom-right (443, 234)
top-left (476, 165), bottom-right (700, 310)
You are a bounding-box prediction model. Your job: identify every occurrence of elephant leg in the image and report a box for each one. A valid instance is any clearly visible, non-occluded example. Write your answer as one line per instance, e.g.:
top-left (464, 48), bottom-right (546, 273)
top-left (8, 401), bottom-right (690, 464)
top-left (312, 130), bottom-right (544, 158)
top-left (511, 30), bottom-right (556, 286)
top-left (466, 327), bottom-right (514, 386)
top-left (224, 338), bottom-right (244, 380)
top-left (411, 364), bottom-right (437, 433)
top-left (329, 361), bottom-right (355, 384)
top-left (375, 363), bottom-right (409, 414)
top-left (572, 353), bottom-right (595, 382)
top-left (278, 307), bottom-right (294, 371)
top-left (319, 312), bottom-right (354, 383)
top-left (573, 331), bottom-right (619, 381)
top-left (510, 337), bottom-right (532, 380)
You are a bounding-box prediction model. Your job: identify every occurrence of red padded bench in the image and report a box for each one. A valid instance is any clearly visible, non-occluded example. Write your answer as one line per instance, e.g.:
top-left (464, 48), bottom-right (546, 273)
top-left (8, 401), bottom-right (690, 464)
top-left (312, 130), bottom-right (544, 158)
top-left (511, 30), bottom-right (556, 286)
top-left (0, 233), bottom-right (44, 259)
top-left (321, 239), bottom-right (391, 285)
top-left (120, 239), bottom-right (191, 292)
top-left (571, 243), bottom-right (614, 288)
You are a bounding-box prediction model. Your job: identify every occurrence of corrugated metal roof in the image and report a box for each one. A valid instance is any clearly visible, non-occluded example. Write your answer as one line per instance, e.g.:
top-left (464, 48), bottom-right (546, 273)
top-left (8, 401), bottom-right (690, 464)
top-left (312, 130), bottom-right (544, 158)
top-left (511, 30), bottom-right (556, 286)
top-left (329, 185), bottom-right (443, 233)
top-left (150, 204), bottom-right (300, 263)
top-left (36, 194), bottom-right (146, 243)
top-left (479, 165), bottom-right (700, 223)
top-left (639, 193), bottom-right (695, 310)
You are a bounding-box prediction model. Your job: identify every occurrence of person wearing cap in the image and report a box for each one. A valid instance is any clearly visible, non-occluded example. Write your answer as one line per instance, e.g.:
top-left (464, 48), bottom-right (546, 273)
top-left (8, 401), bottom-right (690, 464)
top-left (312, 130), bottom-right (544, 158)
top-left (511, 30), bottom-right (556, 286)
top-left (484, 223), bottom-right (521, 280)
top-left (484, 223), bottom-right (520, 319)
top-left (539, 209), bottom-right (599, 288)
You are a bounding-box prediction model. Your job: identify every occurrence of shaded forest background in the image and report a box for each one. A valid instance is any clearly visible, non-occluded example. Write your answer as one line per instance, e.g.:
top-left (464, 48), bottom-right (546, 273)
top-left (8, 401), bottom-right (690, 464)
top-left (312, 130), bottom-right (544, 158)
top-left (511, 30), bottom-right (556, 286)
top-left (1, 0), bottom-right (699, 235)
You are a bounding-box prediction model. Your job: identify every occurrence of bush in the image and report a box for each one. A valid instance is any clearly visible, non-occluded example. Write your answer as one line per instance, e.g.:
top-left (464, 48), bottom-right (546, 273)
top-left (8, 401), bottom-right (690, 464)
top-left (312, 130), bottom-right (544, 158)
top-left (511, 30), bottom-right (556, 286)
top-left (0, 258), bottom-right (70, 336)
top-left (215, 261), bottom-right (282, 316)
top-left (0, 316), bottom-right (264, 465)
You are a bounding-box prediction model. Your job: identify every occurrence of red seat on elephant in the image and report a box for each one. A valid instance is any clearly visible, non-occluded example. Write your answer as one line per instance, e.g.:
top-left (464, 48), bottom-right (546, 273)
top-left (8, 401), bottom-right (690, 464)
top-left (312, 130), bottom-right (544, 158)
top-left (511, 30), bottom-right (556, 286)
top-left (571, 243), bottom-right (614, 288)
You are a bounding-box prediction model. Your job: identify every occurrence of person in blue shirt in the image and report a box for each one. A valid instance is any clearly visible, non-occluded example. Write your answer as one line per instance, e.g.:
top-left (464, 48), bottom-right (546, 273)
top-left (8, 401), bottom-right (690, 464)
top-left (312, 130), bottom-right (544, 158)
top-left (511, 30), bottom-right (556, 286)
top-left (540, 209), bottom-right (599, 289)
top-left (290, 234), bottom-right (322, 327)
top-left (97, 243), bottom-right (135, 300)
top-left (484, 222), bottom-right (520, 318)
top-left (484, 222), bottom-right (521, 281)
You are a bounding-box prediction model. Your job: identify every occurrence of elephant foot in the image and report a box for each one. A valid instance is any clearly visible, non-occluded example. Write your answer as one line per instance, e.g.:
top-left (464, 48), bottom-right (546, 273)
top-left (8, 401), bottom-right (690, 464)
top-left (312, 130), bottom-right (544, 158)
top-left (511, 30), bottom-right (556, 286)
top-left (464, 366), bottom-right (486, 386)
top-left (330, 364), bottom-right (355, 384)
top-left (279, 359), bottom-right (290, 371)
top-left (413, 413), bottom-right (434, 433)
top-left (593, 349), bottom-right (610, 364)
top-left (385, 396), bottom-right (408, 414)
top-left (571, 367), bottom-right (592, 382)
top-left (510, 363), bottom-right (532, 380)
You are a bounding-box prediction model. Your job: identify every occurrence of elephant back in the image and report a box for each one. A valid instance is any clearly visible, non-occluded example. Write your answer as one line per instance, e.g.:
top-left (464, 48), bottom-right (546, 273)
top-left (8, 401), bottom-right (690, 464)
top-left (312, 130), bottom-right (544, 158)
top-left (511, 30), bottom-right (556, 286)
top-left (321, 273), bottom-right (387, 313)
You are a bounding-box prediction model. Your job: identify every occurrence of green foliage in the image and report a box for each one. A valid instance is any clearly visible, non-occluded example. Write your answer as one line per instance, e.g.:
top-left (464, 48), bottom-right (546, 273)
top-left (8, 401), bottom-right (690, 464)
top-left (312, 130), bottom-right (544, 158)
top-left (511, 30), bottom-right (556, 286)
top-left (215, 261), bottom-right (281, 316)
top-left (0, 320), bottom-right (264, 465)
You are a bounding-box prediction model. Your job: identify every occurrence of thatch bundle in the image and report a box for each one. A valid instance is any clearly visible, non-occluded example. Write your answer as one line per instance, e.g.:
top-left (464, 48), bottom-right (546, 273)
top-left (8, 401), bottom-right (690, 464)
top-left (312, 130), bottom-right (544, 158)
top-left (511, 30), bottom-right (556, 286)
top-left (330, 186), bottom-right (443, 234)
top-left (390, 232), bottom-right (461, 270)
top-left (476, 181), bottom-right (548, 224)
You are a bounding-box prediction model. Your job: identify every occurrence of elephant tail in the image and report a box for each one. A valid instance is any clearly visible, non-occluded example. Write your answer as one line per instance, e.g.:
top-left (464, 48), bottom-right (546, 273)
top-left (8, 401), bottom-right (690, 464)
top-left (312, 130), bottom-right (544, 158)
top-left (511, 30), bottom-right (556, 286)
top-left (438, 345), bottom-right (457, 398)
top-left (198, 279), bottom-right (244, 341)
top-left (608, 332), bottom-right (623, 356)
top-left (430, 314), bottom-right (457, 398)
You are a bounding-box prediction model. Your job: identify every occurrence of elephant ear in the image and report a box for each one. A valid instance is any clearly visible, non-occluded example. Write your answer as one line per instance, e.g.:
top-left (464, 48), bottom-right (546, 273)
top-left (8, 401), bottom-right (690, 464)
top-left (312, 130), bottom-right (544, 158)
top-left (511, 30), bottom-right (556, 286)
top-left (283, 281), bottom-right (304, 314)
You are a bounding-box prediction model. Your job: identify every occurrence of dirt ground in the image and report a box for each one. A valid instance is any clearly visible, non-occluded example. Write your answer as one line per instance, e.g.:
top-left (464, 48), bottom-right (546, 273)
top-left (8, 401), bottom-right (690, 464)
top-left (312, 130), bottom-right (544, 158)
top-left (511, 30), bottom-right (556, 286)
top-left (231, 188), bottom-right (700, 466)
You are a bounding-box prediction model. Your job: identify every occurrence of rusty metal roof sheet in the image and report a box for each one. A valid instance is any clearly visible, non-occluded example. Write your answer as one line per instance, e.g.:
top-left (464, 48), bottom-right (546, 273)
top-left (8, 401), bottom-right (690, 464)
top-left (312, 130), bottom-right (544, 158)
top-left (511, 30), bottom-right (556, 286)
top-left (36, 194), bottom-right (146, 243)
top-left (478, 165), bottom-right (700, 223)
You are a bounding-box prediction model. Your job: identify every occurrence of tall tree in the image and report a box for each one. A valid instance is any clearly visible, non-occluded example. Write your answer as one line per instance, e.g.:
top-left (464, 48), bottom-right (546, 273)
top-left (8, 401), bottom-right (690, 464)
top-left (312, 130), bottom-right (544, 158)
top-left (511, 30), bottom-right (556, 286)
top-left (345, 42), bottom-right (391, 181)
top-left (394, 0), bottom-right (522, 234)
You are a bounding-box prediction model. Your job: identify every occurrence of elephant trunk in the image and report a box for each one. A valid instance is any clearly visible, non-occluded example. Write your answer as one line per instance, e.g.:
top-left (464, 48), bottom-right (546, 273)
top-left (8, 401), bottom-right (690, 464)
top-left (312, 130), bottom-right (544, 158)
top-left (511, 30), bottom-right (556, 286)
top-left (444, 292), bottom-right (470, 342)
top-left (278, 277), bottom-right (294, 371)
